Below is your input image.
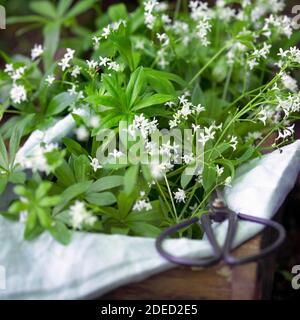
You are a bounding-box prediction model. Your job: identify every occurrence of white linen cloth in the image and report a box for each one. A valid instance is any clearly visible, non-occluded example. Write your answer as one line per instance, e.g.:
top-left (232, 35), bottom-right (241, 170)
top-left (1, 138), bottom-right (299, 300)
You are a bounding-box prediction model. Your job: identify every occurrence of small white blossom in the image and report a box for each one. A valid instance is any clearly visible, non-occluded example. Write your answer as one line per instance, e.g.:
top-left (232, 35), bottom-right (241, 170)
top-left (109, 149), bottom-right (124, 159)
top-left (216, 165), bottom-right (224, 177)
top-left (89, 156), bottom-right (102, 172)
top-left (31, 44), bottom-right (43, 60)
top-left (45, 74), bottom-right (55, 85)
top-left (76, 126), bottom-right (89, 141)
top-left (69, 201), bottom-right (97, 229)
top-left (133, 199), bottom-right (152, 212)
top-left (174, 188), bottom-right (186, 203)
top-left (71, 65), bottom-right (81, 78)
top-left (10, 84), bottom-right (27, 104)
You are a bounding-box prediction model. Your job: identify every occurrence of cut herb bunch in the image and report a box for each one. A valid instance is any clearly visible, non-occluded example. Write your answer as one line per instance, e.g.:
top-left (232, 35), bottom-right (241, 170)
top-left (0, 0), bottom-right (299, 244)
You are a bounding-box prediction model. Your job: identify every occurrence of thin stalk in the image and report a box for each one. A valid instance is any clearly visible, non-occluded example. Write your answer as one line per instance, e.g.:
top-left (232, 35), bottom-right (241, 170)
top-left (156, 179), bottom-right (177, 221)
top-left (179, 182), bottom-right (199, 220)
top-left (164, 174), bottom-right (178, 220)
top-left (174, 0), bottom-right (182, 20)
top-left (214, 73), bottom-right (281, 149)
top-left (222, 63), bottom-right (233, 101)
top-left (189, 44), bottom-right (229, 86)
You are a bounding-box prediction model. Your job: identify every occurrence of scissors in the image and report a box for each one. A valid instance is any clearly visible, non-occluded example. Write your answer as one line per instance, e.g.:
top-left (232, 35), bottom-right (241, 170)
top-left (156, 191), bottom-right (286, 267)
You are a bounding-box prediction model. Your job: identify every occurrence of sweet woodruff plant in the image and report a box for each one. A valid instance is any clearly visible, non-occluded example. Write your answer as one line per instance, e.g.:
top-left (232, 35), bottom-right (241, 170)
top-left (0, 0), bottom-right (299, 244)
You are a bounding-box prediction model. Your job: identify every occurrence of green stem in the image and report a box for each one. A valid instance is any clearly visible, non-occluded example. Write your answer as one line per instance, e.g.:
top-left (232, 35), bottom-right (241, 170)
top-left (222, 63), bottom-right (233, 101)
top-left (164, 174), bottom-right (178, 220)
top-left (189, 44), bottom-right (229, 86)
top-left (156, 179), bottom-right (176, 221)
top-left (174, 0), bottom-right (182, 19)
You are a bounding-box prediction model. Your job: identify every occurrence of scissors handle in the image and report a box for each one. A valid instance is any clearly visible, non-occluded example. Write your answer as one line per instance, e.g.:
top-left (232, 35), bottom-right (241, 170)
top-left (155, 211), bottom-right (286, 267)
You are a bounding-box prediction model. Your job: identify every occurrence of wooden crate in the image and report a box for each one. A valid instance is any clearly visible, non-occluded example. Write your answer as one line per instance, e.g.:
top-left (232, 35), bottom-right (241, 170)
top-left (100, 230), bottom-right (278, 300)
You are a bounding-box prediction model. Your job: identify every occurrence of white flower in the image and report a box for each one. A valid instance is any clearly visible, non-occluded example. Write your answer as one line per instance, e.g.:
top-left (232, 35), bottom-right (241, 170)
top-left (275, 124), bottom-right (295, 141)
top-left (89, 156), bottom-right (102, 172)
top-left (156, 33), bottom-right (169, 46)
top-left (224, 176), bottom-right (232, 187)
top-left (69, 201), bottom-right (96, 229)
top-left (76, 126), bottom-right (89, 141)
top-left (133, 199), bottom-right (152, 212)
top-left (182, 153), bottom-right (195, 164)
top-left (10, 66), bottom-right (26, 82)
top-left (216, 165), bottom-right (224, 177)
top-left (71, 65), bottom-right (81, 78)
top-left (229, 135), bottom-right (238, 151)
top-left (18, 143), bottom-right (58, 174)
top-left (99, 56), bottom-right (111, 67)
top-left (45, 74), bottom-right (55, 85)
top-left (107, 61), bottom-right (121, 72)
top-left (135, 40), bottom-right (145, 50)
top-left (101, 25), bottom-right (111, 39)
top-left (89, 115), bottom-right (100, 128)
top-left (68, 84), bottom-right (77, 96)
top-left (174, 188), bottom-right (186, 203)
top-left (10, 84), bottom-right (27, 104)
top-left (109, 149), bottom-right (124, 159)
top-left (281, 73), bottom-right (298, 92)
top-left (4, 63), bottom-right (13, 75)
top-left (86, 59), bottom-right (98, 69)
top-left (58, 48), bottom-right (75, 71)
top-left (31, 44), bottom-right (43, 60)
top-left (257, 109), bottom-right (268, 125)
top-left (92, 36), bottom-right (101, 49)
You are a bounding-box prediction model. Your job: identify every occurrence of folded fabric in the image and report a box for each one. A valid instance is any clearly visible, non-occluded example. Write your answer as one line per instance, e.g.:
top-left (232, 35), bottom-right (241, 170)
top-left (0, 140), bottom-right (299, 300)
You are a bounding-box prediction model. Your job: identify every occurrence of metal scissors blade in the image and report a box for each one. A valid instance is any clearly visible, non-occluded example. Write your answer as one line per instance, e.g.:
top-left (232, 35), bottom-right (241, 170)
top-left (156, 190), bottom-right (286, 267)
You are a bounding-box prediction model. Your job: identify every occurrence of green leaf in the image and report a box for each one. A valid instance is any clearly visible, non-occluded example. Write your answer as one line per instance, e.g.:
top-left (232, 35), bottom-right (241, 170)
top-left (124, 165), bottom-right (139, 195)
top-left (85, 192), bottom-right (116, 206)
top-left (6, 15), bottom-right (49, 25)
top-left (202, 163), bottom-right (216, 192)
top-left (58, 0), bottom-right (73, 17)
top-left (133, 94), bottom-right (174, 111)
top-left (209, 143), bottom-right (231, 161)
top-left (144, 68), bottom-right (187, 87)
top-left (63, 137), bottom-right (89, 157)
top-left (128, 222), bottom-right (161, 237)
top-left (9, 127), bottom-right (23, 165)
top-left (47, 92), bottom-right (77, 116)
top-left (65, 0), bottom-right (96, 19)
top-left (36, 182), bottom-right (52, 199)
top-left (39, 196), bottom-right (61, 207)
top-left (181, 166), bottom-right (194, 189)
top-left (0, 177), bottom-right (8, 195)
top-left (24, 211), bottom-right (38, 240)
top-left (215, 159), bottom-right (235, 178)
top-left (29, 1), bottom-right (57, 19)
top-left (87, 175), bottom-right (124, 193)
top-left (108, 3), bottom-right (128, 21)
top-left (232, 146), bottom-right (255, 166)
top-left (102, 75), bottom-right (121, 101)
top-left (8, 172), bottom-right (26, 185)
top-left (49, 221), bottom-right (72, 245)
top-left (43, 22), bottom-right (61, 70)
top-left (54, 181), bottom-right (92, 214)
top-left (117, 192), bottom-right (135, 217)
top-left (0, 134), bottom-right (8, 170)
top-left (54, 159), bottom-right (76, 186)
top-left (126, 67), bottom-right (145, 107)
top-left (73, 155), bottom-right (90, 182)
top-left (36, 207), bottom-right (52, 228)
